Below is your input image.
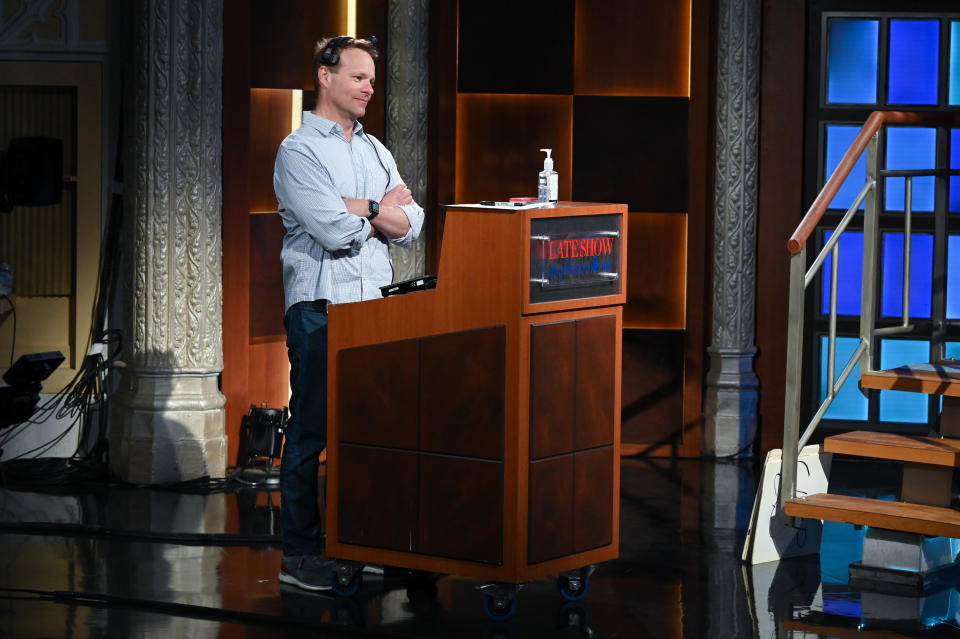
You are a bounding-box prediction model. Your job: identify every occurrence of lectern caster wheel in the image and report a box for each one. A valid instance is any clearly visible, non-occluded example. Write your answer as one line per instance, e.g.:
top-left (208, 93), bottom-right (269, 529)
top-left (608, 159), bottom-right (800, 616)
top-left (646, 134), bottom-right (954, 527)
top-left (330, 561), bottom-right (363, 597)
top-left (478, 582), bottom-right (522, 621)
top-left (557, 565), bottom-right (596, 601)
top-left (483, 593), bottom-right (517, 621)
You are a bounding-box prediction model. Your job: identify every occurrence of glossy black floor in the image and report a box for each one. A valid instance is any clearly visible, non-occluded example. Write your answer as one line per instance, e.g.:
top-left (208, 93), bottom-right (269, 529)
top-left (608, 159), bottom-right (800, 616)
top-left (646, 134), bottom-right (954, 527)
top-left (0, 456), bottom-right (958, 638)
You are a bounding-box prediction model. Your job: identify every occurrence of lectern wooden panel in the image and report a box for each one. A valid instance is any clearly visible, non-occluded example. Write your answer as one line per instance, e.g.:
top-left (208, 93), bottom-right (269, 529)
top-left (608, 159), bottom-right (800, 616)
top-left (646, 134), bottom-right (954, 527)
top-left (420, 326), bottom-right (505, 459)
top-left (327, 202), bottom-right (626, 584)
top-left (530, 320), bottom-right (576, 459)
top-left (338, 445), bottom-right (418, 551)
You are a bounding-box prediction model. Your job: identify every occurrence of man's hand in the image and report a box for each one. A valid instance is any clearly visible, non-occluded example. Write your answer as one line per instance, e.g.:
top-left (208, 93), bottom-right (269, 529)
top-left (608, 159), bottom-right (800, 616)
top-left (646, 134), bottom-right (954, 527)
top-left (380, 183), bottom-right (414, 208)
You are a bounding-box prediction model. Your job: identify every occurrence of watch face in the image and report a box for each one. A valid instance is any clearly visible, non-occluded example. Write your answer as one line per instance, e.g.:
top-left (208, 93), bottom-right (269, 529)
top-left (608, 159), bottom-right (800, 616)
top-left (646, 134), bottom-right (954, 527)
top-left (368, 200), bottom-right (379, 216)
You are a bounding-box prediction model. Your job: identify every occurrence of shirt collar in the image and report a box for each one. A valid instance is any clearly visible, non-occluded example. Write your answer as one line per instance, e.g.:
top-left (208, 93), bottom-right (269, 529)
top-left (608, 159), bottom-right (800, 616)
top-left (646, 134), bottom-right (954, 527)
top-left (302, 111), bottom-right (365, 139)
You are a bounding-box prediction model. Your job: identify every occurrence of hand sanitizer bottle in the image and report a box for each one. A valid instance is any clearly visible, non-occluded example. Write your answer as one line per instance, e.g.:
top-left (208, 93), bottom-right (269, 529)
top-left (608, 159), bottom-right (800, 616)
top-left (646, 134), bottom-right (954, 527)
top-left (538, 148), bottom-right (558, 203)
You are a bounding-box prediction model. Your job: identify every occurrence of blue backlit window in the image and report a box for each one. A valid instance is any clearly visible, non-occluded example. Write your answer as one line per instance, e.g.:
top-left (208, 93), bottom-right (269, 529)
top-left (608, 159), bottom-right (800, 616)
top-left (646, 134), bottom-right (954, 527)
top-left (947, 342), bottom-right (960, 359)
top-left (951, 22), bottom-right (960, 105)
top-left (881, 233), bottom-right (933, 318)
top-left (826, 125), bottom-right (868, 210)
top-left (885, 127), bottom-right (936, 212)
top-left (888, 20), bottom-right (939, 105)
top-left (821, 231), bottom-right (863, 315)
top-left (827, 19), bottom-right (879, 104)
top-left (813, 11), bottom-right (959, 434)
top-left (949, 236), bottom-right (960, 319)
top-left (879, 339), bottom-right (930, 422)
top-left (821, 336), bottom-right (868, 421)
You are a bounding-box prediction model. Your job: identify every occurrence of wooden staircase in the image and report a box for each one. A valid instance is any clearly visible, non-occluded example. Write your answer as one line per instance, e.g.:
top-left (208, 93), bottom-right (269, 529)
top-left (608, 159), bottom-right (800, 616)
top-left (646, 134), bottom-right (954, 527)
top-left (785, 425), bottom-right (960, 538)
top-left (785, 361), bottom-right (960, 537)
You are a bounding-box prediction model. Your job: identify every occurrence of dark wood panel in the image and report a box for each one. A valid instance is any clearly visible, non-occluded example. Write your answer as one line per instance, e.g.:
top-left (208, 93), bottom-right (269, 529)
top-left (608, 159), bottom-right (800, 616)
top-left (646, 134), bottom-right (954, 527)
top-left (457, 0), bottom-right (574, 94)
top-left (420, 326), bottom-right (505, 459)
top-left (528, 455), bottom-right (573, 565)
top-left (675, 0), bottom-right (715, 457)
top-left (574, 0), bottom-right (690, 96)
top-left (575, 315), bottom-right (617, 450)
top-left (249, 89), bottom-right (295, 213)
top-left (621, 329), bottom-right (684, 448)
top-left (338, 338), bottom-right (419, 449)
top-left (530, 320), bottom-right (575, 460)
top-left (418, 454), bottom-right (503, 564)
top-left (222, 0), bottom-right (253, 467)
top-left (249, 213), bottom-right (286, 338)
top-left (572, 96), bottom-right (688, 213)
top-left (338, 445), bottom-right (418, 551)
top-left (574, 447), bottom-right (613, 552)
top-left (247, 339), bottom-right (289, 416)
top-left (251, 0), bottom-right (307, 89)
top-left (757, 0), bottom-right (805, 453)
top-left (624, 213), bottom-right (687, 330)
top-left (455, 94), bottom-right (573, 204)
top-left (426, 0), bottom-right (458, 273)
top-left (356, 0), bottom-right (388, 142)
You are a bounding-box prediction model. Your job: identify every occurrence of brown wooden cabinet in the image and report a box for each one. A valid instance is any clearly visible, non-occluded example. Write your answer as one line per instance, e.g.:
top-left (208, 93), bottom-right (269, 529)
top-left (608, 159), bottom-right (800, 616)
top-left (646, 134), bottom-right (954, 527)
top-left (326, 202), bottom-right (625, 583)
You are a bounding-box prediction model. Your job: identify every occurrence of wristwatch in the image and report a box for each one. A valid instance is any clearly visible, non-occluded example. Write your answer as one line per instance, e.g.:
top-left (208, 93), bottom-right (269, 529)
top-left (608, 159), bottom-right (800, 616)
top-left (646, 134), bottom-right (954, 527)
top-left (367, 200), bottom-right (380, 220)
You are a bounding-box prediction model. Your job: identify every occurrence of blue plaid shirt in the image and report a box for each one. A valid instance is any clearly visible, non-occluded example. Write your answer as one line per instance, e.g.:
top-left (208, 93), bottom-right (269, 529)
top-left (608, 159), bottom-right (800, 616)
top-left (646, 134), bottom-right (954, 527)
top-left (274, 112), bottom-right (424, 310)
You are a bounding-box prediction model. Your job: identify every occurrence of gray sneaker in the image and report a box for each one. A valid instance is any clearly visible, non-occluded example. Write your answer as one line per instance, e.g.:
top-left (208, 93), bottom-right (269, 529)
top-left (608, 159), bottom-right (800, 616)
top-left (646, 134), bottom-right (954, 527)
top-left (278, 554), bottom-right (334, 591)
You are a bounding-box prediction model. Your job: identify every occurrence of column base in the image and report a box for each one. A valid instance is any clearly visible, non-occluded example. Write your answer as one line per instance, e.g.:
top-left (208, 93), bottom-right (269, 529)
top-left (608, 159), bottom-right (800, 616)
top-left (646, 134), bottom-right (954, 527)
top-left (703, 346), bottom-right (759, 457)
top-left (111, 370), bottom-right (227, 484)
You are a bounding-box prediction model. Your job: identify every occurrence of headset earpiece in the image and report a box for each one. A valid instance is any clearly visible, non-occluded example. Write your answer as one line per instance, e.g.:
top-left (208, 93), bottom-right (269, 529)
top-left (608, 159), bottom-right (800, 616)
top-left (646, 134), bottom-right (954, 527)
top-left (320, 35), bottom-right (350, 67)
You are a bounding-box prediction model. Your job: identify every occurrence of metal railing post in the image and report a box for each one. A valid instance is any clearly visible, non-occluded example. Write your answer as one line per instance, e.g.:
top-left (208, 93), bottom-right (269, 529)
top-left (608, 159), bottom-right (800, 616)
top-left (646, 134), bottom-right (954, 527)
top-left (828, 244), bottom-right (839, 401)
top-left (780, 247), bottom-right (806, 510)
top-left (859, 133), bottom-right (881, 377)
top-left (903, 176), bottom-right (912, 325)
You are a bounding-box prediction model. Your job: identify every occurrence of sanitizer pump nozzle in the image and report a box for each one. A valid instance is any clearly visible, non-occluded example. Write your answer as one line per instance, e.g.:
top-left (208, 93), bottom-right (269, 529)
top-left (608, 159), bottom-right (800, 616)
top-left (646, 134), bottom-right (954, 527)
top-left (538, 148), bottom-right (558, 204)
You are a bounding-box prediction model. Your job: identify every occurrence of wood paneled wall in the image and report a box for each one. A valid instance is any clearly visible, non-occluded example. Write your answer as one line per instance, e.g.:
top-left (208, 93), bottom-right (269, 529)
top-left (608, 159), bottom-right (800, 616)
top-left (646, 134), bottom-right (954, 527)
top-left (756, 0), bottom-right (807, 452)
top-left (224, 0), bottom-right (818, 459)
top-left (429, 0), bottom-right (710, 456)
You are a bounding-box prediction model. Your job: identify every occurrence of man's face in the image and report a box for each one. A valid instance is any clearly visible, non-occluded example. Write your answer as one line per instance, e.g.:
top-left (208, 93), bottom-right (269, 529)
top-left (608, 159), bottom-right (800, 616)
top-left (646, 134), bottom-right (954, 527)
top-left (322, 47), bottom-right (375, 123)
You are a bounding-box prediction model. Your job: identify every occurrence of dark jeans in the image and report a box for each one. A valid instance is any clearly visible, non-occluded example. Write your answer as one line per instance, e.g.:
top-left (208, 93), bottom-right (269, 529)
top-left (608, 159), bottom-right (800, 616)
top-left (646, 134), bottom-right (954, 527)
top-left (281, 300), bottom-right (329, 556)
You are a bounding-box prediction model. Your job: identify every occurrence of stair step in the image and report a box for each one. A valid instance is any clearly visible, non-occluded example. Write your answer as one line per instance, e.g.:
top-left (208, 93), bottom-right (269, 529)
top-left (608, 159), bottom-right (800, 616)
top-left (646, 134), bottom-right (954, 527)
top-left (784, 493), bottom-right (960, 538)
top-left (824, 430), bottom-right (960, 467)
top-left (860, 359), bottom-right (960, 397)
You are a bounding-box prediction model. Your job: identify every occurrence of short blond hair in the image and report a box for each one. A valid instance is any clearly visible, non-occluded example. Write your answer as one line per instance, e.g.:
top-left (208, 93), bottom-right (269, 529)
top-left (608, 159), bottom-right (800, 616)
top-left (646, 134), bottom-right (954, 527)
top-left (312, 36), bottom-right (379, 93)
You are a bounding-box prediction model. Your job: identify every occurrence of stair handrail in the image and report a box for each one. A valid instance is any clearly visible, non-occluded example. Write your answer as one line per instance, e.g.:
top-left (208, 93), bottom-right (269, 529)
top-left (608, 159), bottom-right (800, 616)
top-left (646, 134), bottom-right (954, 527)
top-left (788, 111), bottom-right (960, 254)
top-left (780, 110), bottom-right (960, 513)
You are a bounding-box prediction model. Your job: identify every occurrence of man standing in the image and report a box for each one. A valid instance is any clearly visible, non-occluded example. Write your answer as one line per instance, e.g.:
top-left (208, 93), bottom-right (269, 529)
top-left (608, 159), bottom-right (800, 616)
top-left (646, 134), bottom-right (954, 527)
top-left (273, 36), bottom-right (424, 591)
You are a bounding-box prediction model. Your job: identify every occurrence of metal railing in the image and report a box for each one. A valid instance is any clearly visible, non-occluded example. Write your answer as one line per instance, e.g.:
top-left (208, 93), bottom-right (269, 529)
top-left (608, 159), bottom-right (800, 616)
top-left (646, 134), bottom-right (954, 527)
top-left (779, 111), bottom-right (960, 512)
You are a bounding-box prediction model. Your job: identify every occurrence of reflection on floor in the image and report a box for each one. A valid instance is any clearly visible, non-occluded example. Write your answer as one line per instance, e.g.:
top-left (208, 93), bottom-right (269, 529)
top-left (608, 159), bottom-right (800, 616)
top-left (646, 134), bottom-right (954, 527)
top-left (0, 457), bottom-right (957, 638)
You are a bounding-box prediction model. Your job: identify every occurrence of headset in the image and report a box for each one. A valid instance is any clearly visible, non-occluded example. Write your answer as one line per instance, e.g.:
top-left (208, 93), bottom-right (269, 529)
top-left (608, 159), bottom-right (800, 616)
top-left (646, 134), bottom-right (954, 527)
top-left (320, 34), bottom-right (378, 67)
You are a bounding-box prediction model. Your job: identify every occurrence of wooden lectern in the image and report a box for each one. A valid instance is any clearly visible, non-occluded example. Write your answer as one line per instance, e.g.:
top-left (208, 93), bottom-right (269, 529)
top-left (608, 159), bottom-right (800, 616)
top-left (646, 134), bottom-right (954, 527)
top-left (326, 202), bottom-right (626, 589)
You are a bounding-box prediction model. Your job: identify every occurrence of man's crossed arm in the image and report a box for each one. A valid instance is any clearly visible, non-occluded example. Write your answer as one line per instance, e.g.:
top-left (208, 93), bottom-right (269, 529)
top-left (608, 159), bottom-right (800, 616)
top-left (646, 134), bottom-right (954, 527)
top-left (343, 184), bottom-right (414, 239)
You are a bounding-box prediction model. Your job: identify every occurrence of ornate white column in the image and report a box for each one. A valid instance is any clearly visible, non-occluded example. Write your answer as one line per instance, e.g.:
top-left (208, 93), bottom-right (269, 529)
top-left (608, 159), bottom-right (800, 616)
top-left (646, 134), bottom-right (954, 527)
top-left (386, 0), bottom-right (428, 281)
top-left (111, 0), bottom-right (226, 483)
top-left (704, 0), bottom-right (762, 457)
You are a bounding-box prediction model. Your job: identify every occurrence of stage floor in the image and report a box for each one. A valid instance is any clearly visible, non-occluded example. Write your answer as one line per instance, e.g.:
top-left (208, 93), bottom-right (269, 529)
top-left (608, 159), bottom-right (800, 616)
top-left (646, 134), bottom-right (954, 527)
top-left (0, 456), bottom-right (956, 638)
